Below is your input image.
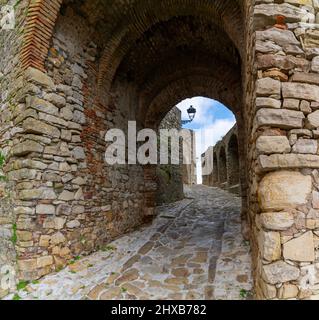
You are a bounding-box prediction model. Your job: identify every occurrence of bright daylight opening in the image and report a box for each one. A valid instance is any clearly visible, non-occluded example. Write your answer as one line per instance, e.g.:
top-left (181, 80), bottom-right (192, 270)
top-left (176, 97), bottom-right (236, 184)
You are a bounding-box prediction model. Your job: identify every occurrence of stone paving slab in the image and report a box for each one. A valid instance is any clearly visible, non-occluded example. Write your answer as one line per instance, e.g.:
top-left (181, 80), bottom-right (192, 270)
top-left (3, 185), bottom-right (252, 300)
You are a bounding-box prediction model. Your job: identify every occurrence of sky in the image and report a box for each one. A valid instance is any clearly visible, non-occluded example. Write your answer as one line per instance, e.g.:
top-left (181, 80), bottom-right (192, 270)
top-left (176, 97), bottom-right (236, 184)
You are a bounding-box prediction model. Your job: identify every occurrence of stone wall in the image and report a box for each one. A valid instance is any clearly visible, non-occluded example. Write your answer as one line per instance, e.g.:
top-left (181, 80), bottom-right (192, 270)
top-left (202, 125), bottom-right (240, 195)
top-left (0, 0), bottom-right (29, 296)
top-left (0, 179), bottom-right (15, 298)
top-left (182, 129), bottom-right (197, 185)
top-left (1, 4), bottom-right (147, 281)
top-left (156, 107), bottom-right (184, 205)
top-left (251, 0), bottom-right (319, 300)
top-left (201, 147), bottom-right (214, 187)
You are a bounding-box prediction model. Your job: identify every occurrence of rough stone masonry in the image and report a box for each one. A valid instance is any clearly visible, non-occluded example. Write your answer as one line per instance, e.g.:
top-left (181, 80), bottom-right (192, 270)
top-left (202, 124), bottom-right (240, 195)
top-left (0, 0), bottom-right (319, 300)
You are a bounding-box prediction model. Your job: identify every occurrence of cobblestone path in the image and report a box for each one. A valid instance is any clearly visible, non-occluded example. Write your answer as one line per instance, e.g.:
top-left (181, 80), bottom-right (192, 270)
top-left (5, 185), bottom-right (252, 300)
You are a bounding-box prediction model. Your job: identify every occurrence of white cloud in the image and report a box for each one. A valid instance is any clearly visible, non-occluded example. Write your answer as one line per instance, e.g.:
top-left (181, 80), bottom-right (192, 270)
top-left (197, 119), bottom-right (236, 155)
top-left (176, 97), bottom-right (236, 184)
top-left (177, 97), bottom-right (216, 127)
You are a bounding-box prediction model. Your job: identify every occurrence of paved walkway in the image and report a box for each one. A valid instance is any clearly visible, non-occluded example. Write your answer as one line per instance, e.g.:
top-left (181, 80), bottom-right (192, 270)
top-left (4, 185), bottom-right (252, 300)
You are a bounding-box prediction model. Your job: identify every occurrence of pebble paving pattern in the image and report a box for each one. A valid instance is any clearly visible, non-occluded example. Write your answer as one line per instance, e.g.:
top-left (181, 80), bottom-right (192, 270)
top-left (4, 185), bottom-right (252, 300)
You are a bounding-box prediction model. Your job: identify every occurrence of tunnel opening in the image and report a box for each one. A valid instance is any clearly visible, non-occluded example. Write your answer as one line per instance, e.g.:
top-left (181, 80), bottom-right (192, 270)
top-left (101, 1), bottom-right (250, 296)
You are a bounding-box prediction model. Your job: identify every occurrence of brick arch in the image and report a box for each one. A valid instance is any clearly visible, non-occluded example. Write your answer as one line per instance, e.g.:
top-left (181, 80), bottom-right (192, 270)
top-left (138, 55), bottom-right (241, 125)
top-left (97, 0), bottom-right (245, 91)
top-left (21, 0), bottom-right (63, 71)
top-left (20, 0), bottom-right (245, 81)
top-left (143, 74), bottom-right (240, 128)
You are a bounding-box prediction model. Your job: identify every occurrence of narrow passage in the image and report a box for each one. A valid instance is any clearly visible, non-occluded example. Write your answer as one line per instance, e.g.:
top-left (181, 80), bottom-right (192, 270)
top-left (5, 185), bottom-right (252, 300)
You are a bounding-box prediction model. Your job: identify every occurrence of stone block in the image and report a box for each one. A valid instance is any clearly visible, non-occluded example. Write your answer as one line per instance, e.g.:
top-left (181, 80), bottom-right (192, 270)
top-left (300, 100), bottom-right (312, 114)
top-left (11, 140), bottom-right (44, 156)
top-left (259, 279), bottom-right (277, 299)
top-left (256, 97), bottom-right (281, 109)
top-left (256, 136), bottom-right (291, 154)
top-left (262, 261), bottom-right (300, 285)
top-left (283, 232), bottom-right (315, 262)
top-left (8, 168), bottom-right (37, 181)
top-left (258, 171), bottom-right (312, 211)
top-left (282, 82), bottom-right (319, 102)
top-left (37, 256), bottom-right (53, 268)
top-left (278, 284), bottom-right (299, 299)
top-left (256, 78), bottom-right (281, 97)
top-left (60, 106), bottom-right (73, 121)
top-left (18, 258), bottom-right (37, 272)
top-left (260, 211), bottom-right (294, 231)
top-left (283, 99), bottom-right (300, 110)
top-left (66, 220), bottom-right (81, 229)
top-left (43, 93), bottom-right (66, 108)
top-left (50, 232), bottom-right (66, 245)
top-left (259, 230), bottom-right (281, 262)
top-left (256, 27), bottom-right (299, 49)
top-left (256, 108), bottom-right (304, 129)
top-left (259, 154), bottom-right (319, 170)
top-left (19, 188), bottom-right (56, 201)
top-left (257, 54), bottom-right (309, 71)
top-left (292, 72), bottom-right (319, 85)
top-left (36, 204), bottom-right (55, 215)
top-left (26, 96), bottom-right (59, 116)
top-left (43, 217), bottom-right (66, 230)
top-left (39, 112), bottom-right (68, 127)
top-left (312, 191), bottom-right (319, 209)
top-left (292, 139), bottom-right (318, 154)
top-left (39, 235), bottom-right (50, 247)
top-left (58, 190), bottom-right (75, 201)
top-left (308, 110), bottom-right (319, 128)
top-left (25, 67), bottom-right (55, 89)
top-left (17, 231), bottom-right (32, 242)
top-left (72, 147), bottom-right (86, 160)
top-left (311, 56), bottom-right (319, 73)
top-left (23, 118), bottom-right (60, 138)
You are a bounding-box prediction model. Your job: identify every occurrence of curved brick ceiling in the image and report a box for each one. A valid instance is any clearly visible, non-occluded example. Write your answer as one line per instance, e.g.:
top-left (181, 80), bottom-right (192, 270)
top-left (137, 54), bottom-right (242, 126)
top-left (73, 0), bottom-right (245, 90)
top-left (110, 12), bottom-right (243, 125)
top-left (144, 74), bottom-right (241, 128)
top-left (116, 15), bottom-right (240, 85)
top-left (30, 0), bottom-right (244, 124)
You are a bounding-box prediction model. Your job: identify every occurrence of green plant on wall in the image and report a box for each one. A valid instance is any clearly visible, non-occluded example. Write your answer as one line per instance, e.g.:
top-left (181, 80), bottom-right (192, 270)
top-left (11, 223), bottom-right (17, 245)
top-left (0, 151), bottom-right (6, 181)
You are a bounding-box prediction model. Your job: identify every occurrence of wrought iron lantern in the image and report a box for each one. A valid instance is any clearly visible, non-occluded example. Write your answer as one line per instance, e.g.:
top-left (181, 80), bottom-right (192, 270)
top-left (181, 105), bottom-right (197, 125)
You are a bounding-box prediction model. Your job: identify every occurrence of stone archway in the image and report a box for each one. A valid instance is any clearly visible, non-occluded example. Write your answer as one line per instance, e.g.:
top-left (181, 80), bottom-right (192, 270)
top-left (1, 0), bottom-right (319, 300)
